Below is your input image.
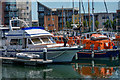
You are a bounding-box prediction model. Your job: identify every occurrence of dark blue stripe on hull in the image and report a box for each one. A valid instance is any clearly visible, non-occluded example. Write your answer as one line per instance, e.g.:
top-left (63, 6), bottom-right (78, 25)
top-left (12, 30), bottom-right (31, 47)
top-left (77, 50), bottom-right (119, 58)
top-left (1, 48), bottom-right (80, 53)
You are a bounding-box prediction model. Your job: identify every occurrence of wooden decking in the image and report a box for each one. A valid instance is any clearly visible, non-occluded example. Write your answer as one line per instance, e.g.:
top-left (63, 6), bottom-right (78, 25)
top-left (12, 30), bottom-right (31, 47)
top-left (0, 57), bottom-right (53, 66)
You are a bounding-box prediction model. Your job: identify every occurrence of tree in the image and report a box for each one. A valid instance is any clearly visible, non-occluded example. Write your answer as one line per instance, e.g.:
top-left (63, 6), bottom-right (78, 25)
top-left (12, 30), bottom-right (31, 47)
top-left (112, 19), bottom-right (116, 30)
top-left (66, 21), bottom-right (70, 28)
top-left (95, 20), bottom-right (99, 30)
top-left (104, 20), bottom-right (113, 31)
top-left (83, 21), bottom-right (88, 31)
top-left (70, 21), bottom-right (73, 29)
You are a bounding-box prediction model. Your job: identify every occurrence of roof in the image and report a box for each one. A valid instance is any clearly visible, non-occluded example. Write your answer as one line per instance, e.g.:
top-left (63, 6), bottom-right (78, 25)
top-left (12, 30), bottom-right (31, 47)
top-left (6, 27), bottom-right (53, 38)
top-left (37, 2), bottom-right (51, 10)
top-left (91, 34), bottom-right (107, 38)
top-left (25, 27), bottom-right (53, 37)
top-left (32, 20), bottom-right (38, 22)
top-left (37, 2), bottom-right (79, 11)
top-left (56, 7), bottom-right (79, 11)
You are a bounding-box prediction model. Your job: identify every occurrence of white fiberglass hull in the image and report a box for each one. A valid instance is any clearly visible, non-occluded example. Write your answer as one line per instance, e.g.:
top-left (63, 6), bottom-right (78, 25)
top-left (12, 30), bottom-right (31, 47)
top-left (1, 46), bottom-right (80, 63)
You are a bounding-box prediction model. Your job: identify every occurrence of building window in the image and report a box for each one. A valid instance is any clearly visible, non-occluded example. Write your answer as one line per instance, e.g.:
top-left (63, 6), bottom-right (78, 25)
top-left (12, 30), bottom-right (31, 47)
top-left (39, 6), bottom-right (44, 11)
top-left (52, 18), bottom-right (54, 21)
top-left (48, 24), bottom-right (50, 26)
top-left (27, 7), bottom-right (29, 10)
top-left (26, 1), bottom-right (29, 4)
top-left (40, 13), bottom-right (44, 16)
top-left (102, 22), bottom-right (105, 25)
top-left (48, 18), bottom-right (50, 21)
top-left (47, 12), bottom-right (50, 15)
top-left (102, 16), bottom-right (109, 19)
top-left (75, 17), bottom-right (77, 20)
top-left (52, 12), bottom-right (55, 15)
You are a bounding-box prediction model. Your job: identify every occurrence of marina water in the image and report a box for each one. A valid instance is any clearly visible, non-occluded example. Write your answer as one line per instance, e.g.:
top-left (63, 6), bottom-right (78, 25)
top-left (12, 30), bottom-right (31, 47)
top-left (2, 59), bottom-right (120, 79)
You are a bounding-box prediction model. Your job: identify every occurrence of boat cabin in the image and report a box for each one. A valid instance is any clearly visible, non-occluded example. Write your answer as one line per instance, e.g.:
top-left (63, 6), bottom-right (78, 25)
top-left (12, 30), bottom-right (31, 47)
top-left (82, 31), bottom-right (116, 40)
top-left (81, 34), bottom-right (114, 50)
top-left (5, 27), bottom-right (57, 49)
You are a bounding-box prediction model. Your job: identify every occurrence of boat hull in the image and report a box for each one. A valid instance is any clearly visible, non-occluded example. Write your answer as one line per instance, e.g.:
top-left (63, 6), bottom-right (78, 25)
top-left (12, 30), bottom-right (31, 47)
top-left (1, 46), bottom-right (80, 63)
top-left (77, 49), bottom-right (119, 59)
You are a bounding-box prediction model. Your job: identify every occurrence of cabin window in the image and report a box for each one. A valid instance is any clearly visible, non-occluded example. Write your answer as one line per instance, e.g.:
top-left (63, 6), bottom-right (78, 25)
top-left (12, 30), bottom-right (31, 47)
top-left (31, 38), bottom-right (42, 44)
top-left (59, 37), bottom-right (62, 41)
top-left (112, 33), bottom-right (115, 37)
top-left (87, 34), bottom-right (89, 38)
top-left (53, 37), bottom-right (58, 41)
top-left (103, 33), bottom-right (107, 36)
top-left (40, 37), bottom-right (51, 43)
top-left (28, 39), bottom-right (32, 44)
top-left (10, 39), bottom-right (22, 45)
top-left (109, 34), bottom-right (111, 37)
top-left (50, 37), bottom-right (56, 43)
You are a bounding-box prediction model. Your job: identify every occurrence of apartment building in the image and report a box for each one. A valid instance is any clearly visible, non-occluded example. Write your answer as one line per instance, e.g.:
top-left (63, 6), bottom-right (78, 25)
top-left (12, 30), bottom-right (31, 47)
top-left (117, 1), bottom-right (120, 31)
top-left (0, 0), bottom-right (32, 26)
top-left (32, 20), bottom-right (38, 27)
top-left (37, 2), bottom-right (79, 31)
top-left (16, 0), bottom-right (32, 26)
top-left (0, 0), bottom-right (2, 25)
top-left (73, 13), bottom-right (117, 31)
top-left (44, 15), bottom-right (58, 31)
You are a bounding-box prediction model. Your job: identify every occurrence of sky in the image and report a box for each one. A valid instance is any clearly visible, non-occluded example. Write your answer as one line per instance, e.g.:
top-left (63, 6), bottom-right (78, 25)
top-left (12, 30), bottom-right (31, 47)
top-left (32, 0), bottom-right (119, 20)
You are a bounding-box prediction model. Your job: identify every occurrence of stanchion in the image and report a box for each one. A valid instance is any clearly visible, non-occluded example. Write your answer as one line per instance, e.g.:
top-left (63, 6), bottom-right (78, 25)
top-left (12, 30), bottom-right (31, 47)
top-left (75, 53), bottom-right (78, 60)
top-left (91, 44), bottom-right (94, 58)
top-left (43, 48), bottom-right (47, 61)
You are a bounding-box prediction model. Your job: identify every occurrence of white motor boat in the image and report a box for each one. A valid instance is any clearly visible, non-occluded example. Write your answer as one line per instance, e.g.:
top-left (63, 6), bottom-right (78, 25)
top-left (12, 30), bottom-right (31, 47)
top-left (1, 18), bottom-right (80, 62)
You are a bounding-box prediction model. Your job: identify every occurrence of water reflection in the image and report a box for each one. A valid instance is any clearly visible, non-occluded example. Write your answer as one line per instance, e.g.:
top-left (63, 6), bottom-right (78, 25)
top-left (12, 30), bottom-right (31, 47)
top-left (72, 60), bottom-right (120, 78)
top-left (2, 60), bottom-right (120, 78)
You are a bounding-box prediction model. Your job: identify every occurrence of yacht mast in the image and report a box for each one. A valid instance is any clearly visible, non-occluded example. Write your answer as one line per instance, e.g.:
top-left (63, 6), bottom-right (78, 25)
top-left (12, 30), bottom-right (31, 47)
top-left (92, 0), bottom-right (95, 32)
top-left (88, 0), bottom-right (91, 31)
top-left (79, 0), bottom-right (81, 25)
top-left (73, 0), bottom-right (75, 24)
top-left (79, 0), bottom-right (81, 34)
top-left (62, 6), bottom-right (63, 30)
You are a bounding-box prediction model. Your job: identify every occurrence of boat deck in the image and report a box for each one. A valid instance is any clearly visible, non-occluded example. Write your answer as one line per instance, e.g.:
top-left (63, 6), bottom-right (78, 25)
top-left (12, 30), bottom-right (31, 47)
top-left (0, 57), bottom-right (53, 66)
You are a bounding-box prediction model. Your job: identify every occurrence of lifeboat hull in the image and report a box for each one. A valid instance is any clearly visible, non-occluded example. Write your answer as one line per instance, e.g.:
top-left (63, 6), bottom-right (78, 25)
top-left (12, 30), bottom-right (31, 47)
top-left (77, 49), bottom-right (119, 59)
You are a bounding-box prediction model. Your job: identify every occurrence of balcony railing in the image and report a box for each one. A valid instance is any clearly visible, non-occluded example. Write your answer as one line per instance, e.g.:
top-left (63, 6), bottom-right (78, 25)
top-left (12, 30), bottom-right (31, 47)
top-left (4, 14), bottom-right (18, 18)
top-left (4, 8), bottom-right (18, 12)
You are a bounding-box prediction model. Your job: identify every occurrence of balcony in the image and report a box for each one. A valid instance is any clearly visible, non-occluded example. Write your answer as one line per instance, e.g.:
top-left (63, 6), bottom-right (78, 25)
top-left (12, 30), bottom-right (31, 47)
top-left (4, 14), bottom-right (18, 18)
top-left (58, 14), bottom-right (65, 17)
top-left (4, 8), bottom-right (18, 12)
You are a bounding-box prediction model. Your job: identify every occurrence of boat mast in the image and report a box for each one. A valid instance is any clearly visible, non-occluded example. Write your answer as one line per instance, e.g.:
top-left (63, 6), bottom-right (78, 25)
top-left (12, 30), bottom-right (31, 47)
top-left (79, 0), bottom-right (81, 34)
top-left (73, 0), bottom-right (75, 24)
top-left (92, 0), bottom-right (95, 32)
top-left (79, 0), bottom-right (81, 25)
top-left (88, 0), bottom-right (91, 31)
top-left (81, 0), bottom-right (88, 31)
top-left (62, 6), bottom-right (63, 31)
